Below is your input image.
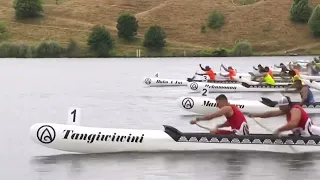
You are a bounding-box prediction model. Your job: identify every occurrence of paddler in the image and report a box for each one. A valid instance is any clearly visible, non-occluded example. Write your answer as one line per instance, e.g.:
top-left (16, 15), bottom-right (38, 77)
top-left (258, 68), bottom-right (275, 85)
top-left (220, 64), bottom-right (237, 80)
top-left (190, 94), bottom-right (249, 135)
top-left (265, 66), bottom-right (274, 78)
top-left (306, 62), bottom-right (319, 76)
top-left (274, 63), bottom-right (289, 73)
top-left (247, 96), bottom-right (320, 136)
top-left (196, 64), bottom-right (216, 81)
top-left (291, 79), bottom-right (315, 105)
top-left (253, 64), bottom-right (264, 73)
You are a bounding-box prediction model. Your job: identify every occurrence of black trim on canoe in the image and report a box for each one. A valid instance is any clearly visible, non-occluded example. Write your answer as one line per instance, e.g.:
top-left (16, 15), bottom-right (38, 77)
top-left (260, 97), bottom-right (320, 108)
top-left (241, 82), bottom-right (290, 88)
top-left (163, 125), bottom-right (320, 146)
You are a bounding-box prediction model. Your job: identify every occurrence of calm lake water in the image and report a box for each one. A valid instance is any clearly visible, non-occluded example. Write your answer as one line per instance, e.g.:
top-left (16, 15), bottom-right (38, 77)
top-left (1, 56), bottom-right (320, 180)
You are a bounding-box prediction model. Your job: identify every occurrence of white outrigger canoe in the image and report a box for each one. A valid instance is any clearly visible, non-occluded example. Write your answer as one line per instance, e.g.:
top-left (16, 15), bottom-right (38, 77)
top-left (29, 108), bottom-right (320, 154)
top-left (187, 81), bottom-right (301, 93)
top-left (177, 96), bottom-right (320, 114)
top-left (30, 122), bottom-right (320, 154)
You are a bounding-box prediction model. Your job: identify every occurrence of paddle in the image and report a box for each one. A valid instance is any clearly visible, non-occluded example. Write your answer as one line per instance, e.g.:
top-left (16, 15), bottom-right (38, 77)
top-left (241, 82), bottom-right (251, 88)
top-left (195, 122), bottom-right (213, 131)
top-left (245, 115), bottom-right (298, 153)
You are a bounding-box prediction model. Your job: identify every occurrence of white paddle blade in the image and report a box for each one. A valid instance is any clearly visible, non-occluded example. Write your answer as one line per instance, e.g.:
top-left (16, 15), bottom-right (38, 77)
top-left (201, 87), bottom-right (209, 96)
top-left (67, 107), bottom-right (81, 126)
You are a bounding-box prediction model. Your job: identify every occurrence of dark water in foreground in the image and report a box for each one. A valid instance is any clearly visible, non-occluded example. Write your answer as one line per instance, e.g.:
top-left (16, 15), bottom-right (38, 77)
top-left (1, 57), bottom-right (320, 180)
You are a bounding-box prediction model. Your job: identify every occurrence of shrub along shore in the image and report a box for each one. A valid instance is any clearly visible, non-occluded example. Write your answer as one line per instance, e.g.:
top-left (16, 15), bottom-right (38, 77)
top-left (1, 0), bottom-right (320, 57)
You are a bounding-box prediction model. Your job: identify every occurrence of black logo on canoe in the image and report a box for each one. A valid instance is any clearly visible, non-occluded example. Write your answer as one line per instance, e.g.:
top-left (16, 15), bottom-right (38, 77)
top-left (190, 82), bottom-right (198, 90)
top-left (37, 125), bottom-right (56, 144)
top-left (144, 78), bottom-right (151, 85)
top-left (182, 97), bottom-right (194, 109)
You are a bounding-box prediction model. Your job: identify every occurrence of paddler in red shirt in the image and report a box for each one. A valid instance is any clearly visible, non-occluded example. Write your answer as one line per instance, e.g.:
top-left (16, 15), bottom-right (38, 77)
top-left (220, 64), bottom-right (237, 80)
top-left (190, 94), bottom-right (249, 135)
top-left (247, 96), bottom-right (320, 137)
top-left (196, 64), bottom-right (216, 81)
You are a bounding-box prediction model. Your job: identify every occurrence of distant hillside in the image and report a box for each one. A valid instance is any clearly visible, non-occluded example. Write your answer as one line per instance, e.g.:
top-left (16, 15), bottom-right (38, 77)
top-left (1, 0), bottom-right (320, 56)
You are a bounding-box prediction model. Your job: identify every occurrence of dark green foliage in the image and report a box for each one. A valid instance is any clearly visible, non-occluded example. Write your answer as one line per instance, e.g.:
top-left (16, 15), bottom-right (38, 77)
top-left (66, 39), bottom-right (84, 57)
top-left (207, 10), bottom-right (225, 29)
top-left (308, 5), bottom-right (320, 37)
top-left (0, 22), bottom-right (9, 40)
top-left (36, 40), bottom-right (64, 58)
top-left (116, 13), bottom-right (139, 40)
top-left (0, 43), bottom-right (34, 58)
top-left (198, 48), bottom-right (230, 57)
top-left (13, 0), bottom-right (43, 19)
top-left (87, 25), bottom-right (115, 57)
top-left (143, 25), bottom-right (166, 49)
top-left (290, 0), bottom-right (312, 23)
top-left (232, 40), bottom-right (253, 56)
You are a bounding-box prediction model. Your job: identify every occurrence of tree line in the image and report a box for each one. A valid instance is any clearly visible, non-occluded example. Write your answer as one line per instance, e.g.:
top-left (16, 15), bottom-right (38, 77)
top-left (0, 0), bottom-right (319, 57)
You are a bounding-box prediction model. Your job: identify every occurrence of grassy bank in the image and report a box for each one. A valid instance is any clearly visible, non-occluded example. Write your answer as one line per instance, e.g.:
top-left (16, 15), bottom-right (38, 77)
top-left (1, 0), bottom-right (320, 57)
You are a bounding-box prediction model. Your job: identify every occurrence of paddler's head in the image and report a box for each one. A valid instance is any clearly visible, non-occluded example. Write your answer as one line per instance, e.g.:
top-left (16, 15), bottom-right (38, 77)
top-left (265, 66), bottom-right (270, 71)
top-left (277, 96), bottom-right (292, 112)
top-left (228, 66), bottom-right (233, 71)
top-left (288, 70), bottom-right (296, 77)
top-left (215, 94), bottom-right (229, 109)
top-left (205, 66), bottom-right (211, 71)
top-left (293, 79), bottom-right (303, 90)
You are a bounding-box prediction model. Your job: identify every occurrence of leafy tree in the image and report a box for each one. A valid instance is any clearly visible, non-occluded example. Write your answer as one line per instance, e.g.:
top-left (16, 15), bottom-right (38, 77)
top-left (36, 40), bottom-right (64, 57)
top-left (116, 13), bottom-right (139, 40)
top-left (232, 40), bottom-right (253, 56)
top-left (143, 25), bottom-right (166, 49)
top-left (87, 25), bottom-right (114, 57)
top-left (308, 5), bottom-right (320, 37)
top-left (207, 10), bottom-right (225, 29)
top-left (13, 0), bottom-right (43, 19)
top-left (290, 0), bottom-right (312, 23)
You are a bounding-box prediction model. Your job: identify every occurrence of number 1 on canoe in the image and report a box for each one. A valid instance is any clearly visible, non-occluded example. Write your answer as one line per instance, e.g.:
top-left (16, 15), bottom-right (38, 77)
top-left (68, 107), bottom-right (81, 126)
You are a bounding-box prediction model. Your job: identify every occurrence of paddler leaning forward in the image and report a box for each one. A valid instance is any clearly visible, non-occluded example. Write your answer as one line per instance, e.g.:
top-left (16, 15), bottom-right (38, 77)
top-left (258, 68), bottom-right (275, 85)
top-left (246, 96), bottom-right (320, 137)
top-left (190, 94), bottom-right (249, 135)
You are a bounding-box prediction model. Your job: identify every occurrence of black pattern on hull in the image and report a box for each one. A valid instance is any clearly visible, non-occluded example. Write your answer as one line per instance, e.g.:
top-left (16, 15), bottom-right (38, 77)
top-left (163, 125), bottom-right (320, 146)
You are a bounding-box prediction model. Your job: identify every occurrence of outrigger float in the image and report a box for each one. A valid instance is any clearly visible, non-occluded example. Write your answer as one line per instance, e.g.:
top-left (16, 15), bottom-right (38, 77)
top-left (30, 108), bottom-right (320, 154)
top-left (177, 96), bottom-right (320, 114)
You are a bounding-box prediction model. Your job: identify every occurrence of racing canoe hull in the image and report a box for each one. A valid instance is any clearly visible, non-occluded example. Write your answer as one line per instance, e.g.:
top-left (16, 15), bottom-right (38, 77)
top-left (30, 123), bottom-right (320, 154)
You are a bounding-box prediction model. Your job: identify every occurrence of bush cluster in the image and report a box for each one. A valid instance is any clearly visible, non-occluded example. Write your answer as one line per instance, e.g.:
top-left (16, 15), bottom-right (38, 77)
top-left (197, 41), bottom-right (253, 57)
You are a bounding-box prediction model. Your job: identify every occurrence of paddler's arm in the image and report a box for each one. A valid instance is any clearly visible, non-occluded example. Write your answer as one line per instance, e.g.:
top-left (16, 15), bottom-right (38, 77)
top-left (247, 110), bottom-right (285, 118)
top-left (221, 64), bottom-right (228, 72)
top-left (253, 66), bottom-right (258, 70)
top-left (275, 108), bottom-right (301, 132)
top-left (196, 106), bottom-right (231, 121)
top-left (299, 87), bottom-right (308, 106)
top-left (216, 121), bottom-right (230, 128)
top-left (199, 64), bottom-right (206, 71)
